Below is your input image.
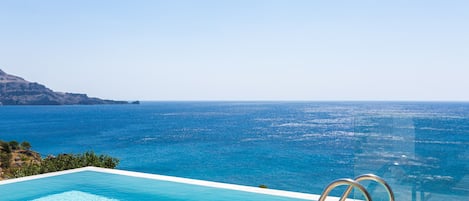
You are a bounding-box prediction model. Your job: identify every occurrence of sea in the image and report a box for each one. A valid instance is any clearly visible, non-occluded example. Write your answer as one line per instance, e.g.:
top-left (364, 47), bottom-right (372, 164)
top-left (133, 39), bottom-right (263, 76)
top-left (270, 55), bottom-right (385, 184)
top-left (0, 102), bottom-right (468, 200)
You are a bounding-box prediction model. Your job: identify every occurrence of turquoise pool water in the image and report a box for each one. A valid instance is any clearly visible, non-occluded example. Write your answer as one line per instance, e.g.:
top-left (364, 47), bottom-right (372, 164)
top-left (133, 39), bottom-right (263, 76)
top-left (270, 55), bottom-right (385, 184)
top-left (33, 191), bottom-right (118, 201)
top-left (0, 168), bottom-right (317, 201)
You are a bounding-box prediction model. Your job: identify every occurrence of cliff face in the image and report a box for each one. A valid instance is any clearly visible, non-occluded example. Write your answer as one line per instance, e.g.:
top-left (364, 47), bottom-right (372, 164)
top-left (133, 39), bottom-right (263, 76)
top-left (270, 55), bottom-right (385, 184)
top-left (0, 69), bottom-right (130, 105)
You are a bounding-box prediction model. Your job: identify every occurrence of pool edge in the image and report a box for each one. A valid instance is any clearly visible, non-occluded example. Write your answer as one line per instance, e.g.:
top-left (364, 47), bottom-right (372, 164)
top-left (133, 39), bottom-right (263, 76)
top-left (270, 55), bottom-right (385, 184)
top-left (0, 166), bottom-right (360, 201)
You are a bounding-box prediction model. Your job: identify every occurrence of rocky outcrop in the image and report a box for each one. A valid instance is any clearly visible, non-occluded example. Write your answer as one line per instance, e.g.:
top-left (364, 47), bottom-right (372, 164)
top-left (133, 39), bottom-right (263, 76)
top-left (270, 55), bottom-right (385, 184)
top-left (10, 150), bottom-right (42, 168)
top-left (0, 149), bottom-right (41, 180)
top-left (0, 69), bottom-right (133, 105)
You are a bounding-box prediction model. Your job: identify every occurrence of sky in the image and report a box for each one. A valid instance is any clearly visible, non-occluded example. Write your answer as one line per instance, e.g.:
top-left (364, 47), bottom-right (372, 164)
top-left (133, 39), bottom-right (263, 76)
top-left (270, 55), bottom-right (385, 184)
top-left (0, 0), bottom-right (468, 101)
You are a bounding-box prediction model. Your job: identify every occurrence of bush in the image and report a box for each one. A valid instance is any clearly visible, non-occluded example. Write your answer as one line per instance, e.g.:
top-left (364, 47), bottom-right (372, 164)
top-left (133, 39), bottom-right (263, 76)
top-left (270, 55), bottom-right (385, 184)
top-left (0, 152), bottom-right (12, 169)
top-left (9, 141), bottom-right (20, 150)
top-left (0, 141), bottom-right (11, 153)
top-left (20, 141), bottom-right (31, 150)
top-left (9, 151), bottom-right (119, 178)
top-left (1, 139), bottom-right (120, 179)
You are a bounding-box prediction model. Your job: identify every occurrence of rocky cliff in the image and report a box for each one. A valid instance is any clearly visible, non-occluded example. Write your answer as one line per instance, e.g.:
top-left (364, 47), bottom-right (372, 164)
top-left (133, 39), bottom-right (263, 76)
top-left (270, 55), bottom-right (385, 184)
top-left (0, 69), bottom-right (132, 105)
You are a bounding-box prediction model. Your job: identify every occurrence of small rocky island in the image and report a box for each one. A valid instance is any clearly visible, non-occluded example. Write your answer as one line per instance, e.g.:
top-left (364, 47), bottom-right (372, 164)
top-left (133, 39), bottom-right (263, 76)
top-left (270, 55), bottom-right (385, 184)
top-left (0, 69), bottom-right (136, 105)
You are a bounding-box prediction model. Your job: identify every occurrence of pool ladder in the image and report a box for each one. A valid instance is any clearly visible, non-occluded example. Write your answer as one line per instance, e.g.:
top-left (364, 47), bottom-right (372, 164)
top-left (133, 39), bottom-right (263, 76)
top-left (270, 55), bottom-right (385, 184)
top-left (318, 174), bottom-right (395, 201)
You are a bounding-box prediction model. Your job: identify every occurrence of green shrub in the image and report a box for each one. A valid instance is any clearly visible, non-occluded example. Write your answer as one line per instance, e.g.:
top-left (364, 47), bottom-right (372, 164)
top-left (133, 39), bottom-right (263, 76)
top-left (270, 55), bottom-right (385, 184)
top-left (9, 151), bottom-right (119, 178)
top-left (0, 152), bottom-right (12, 169)
top-left (9, 141), bottom-right (20, 150)
top-left (0, 141), bottom-right (11, 153)
top-left (20, 141), bottom-right (31, 150)
top-left (1, 139), bottom-right (119, 179)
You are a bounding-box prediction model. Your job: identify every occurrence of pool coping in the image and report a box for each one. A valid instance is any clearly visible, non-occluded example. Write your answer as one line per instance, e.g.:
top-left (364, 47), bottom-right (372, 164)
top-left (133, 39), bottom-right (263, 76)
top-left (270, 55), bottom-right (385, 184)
top-left (0, 166), bottom-right (360, 201)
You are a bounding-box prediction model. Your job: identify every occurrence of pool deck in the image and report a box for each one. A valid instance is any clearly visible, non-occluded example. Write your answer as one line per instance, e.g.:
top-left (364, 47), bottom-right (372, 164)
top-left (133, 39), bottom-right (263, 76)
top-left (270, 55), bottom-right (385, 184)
top-left (0, 166), bottom-right (361, 201)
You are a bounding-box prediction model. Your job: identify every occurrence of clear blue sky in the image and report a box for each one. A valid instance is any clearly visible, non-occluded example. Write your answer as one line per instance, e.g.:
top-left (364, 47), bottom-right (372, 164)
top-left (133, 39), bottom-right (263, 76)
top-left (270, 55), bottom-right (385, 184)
top-left (1, 0), bottom-right (468, 101)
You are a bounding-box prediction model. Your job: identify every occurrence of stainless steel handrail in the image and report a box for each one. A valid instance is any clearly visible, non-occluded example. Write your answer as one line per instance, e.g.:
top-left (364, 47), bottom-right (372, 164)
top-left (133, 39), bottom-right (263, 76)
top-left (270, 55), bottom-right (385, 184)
top-left (318, 178), bottom-right (372, 201)
top-left (339, 174), bottom-right (395, 201)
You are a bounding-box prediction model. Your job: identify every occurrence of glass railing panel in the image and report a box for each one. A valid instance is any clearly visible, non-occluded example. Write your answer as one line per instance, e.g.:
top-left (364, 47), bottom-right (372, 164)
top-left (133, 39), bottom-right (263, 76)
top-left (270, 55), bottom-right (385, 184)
top-left (351, 103), bottom-right (469, 201)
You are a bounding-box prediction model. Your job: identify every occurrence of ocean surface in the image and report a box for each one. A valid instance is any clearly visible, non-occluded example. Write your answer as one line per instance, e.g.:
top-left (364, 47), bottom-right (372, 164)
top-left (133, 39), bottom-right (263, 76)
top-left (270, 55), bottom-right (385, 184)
top-left (0, 102), bottom-right (468, 200)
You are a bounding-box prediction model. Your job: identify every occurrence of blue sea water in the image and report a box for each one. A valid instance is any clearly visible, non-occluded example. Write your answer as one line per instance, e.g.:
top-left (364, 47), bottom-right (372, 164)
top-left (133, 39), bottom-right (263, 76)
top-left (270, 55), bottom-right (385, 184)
top-left (0, 102), bottom-right (468, 200)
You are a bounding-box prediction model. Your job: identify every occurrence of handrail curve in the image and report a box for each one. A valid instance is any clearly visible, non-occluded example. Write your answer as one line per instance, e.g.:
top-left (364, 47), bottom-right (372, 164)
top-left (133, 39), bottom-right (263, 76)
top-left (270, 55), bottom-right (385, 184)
top-left (318, 178), bottom-right (372, 201)
top-left (339, 174), bottom-right (394, 201)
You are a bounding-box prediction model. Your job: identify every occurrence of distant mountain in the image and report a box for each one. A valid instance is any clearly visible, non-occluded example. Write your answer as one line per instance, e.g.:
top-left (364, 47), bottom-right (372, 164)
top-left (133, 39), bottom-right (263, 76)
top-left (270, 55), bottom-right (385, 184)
top-left (0, 69), bottom-right (134, 105)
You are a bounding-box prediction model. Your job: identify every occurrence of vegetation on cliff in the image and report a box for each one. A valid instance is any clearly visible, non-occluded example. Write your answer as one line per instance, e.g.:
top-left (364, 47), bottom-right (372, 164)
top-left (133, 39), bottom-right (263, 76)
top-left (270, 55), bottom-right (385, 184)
top-left (0, 140), bottom-right (119, 180)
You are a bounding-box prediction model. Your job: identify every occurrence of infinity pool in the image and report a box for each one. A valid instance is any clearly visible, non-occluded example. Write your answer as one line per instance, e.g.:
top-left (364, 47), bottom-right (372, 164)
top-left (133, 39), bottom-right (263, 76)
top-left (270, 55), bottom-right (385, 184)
top-left (0, 167), bottom-right (344, 201)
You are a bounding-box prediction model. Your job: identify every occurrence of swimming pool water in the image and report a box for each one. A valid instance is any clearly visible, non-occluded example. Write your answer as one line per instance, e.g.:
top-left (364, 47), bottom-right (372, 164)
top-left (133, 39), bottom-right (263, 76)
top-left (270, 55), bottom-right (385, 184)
top-left (33, 191), bottom-right (118, 201)
top-left (0, 167), bottom-right (324, 201)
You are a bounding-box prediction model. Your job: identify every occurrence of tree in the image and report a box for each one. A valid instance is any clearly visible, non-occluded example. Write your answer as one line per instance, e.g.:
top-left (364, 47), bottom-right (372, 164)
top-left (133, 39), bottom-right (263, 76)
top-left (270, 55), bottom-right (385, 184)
top-left (0, 141), bottom-right (11, 153)
top-left (20, 141), bottom-right (31, 150)
top-left (9, 141), bottom-right (20, 150)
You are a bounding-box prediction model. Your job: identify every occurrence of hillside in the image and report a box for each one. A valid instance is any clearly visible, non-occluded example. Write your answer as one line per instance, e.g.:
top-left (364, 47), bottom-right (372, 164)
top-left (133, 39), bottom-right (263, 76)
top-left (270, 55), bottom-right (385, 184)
top-left (0, 141), bottom-right (41, 180)
top-left (0, 69), bottom-right (133, 105)
top-left (0, 140), bottom-right (119, 180)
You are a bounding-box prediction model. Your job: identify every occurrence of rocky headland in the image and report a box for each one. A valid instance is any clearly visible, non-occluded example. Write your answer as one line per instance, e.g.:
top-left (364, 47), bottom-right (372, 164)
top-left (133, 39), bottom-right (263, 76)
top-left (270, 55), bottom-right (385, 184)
top-left (0, 69), bottom-right (135, 105)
